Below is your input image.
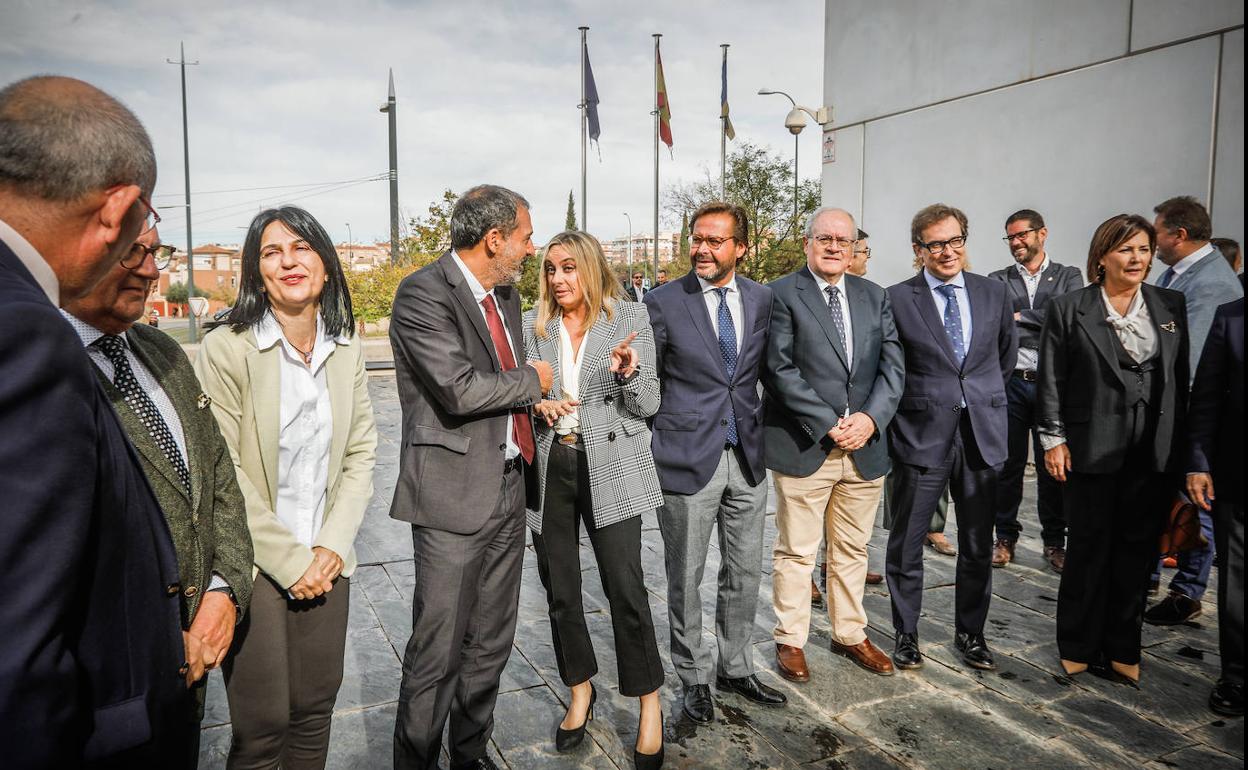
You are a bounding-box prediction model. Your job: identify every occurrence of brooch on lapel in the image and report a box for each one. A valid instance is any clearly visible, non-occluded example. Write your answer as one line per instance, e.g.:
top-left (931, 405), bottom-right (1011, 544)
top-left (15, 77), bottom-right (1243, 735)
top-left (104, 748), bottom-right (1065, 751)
top-left (1160, 321), bottom-right (1177, 333)
top-left (197, 393), bottom-right (212, 410)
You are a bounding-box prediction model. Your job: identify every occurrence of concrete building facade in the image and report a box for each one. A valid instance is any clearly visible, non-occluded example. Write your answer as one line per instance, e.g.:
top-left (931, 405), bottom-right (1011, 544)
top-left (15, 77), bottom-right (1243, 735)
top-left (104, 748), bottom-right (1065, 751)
top-left (821, 0), bottom-right (1244, 288)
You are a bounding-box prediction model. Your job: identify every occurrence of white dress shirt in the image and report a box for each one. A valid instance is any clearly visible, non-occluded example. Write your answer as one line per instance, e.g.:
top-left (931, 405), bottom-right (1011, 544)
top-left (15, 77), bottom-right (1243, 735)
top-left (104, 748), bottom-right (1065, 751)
top-left (810, 271), bottom-right (855, 370)
top-left (1164, 242), bottom-right (1215, 283)
top-left (451, 251), bottom-right (519, 460)
top-left (0, 216), bottom-right (59, 305)
top-left (254, 312), bottom-right (349, 549)
top-left (1014, 255), bottom-right (1050, 372)
top-left (555, 318), bottom-right (587, 436)
top-left (924, 268), bottom-right (973, 348)
top-left (697, 274), bottom-right (744, 352)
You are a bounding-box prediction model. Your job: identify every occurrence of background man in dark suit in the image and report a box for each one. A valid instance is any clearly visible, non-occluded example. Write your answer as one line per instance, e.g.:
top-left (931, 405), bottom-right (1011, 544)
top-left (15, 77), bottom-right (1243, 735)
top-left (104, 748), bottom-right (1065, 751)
top-left (885, 203), bottom-right (1017, 673)
top-left (764, 207), bottom-right (904, 681)
top-left (645, 201), bottom-right (786, 725)
top-left (0, 75), bottom-right (187, 766)
top-left (988, 209), bottom-right (1083, 573)
top-left (627, 270), bottom-right (648, 301)
top-left (390, 185), bottom-right (551, 770)
top-left (1146, 196), bottom-right (1243, 625)
top-left (62, 225), bottom-right (255, 766)
top-left (1186, 297), bottom-right (1244, 716)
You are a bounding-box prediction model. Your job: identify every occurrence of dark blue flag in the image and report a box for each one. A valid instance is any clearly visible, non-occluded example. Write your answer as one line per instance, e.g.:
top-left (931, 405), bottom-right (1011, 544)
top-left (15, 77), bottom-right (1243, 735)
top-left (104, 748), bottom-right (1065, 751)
top-left (585, 43), bottom-right (601, 143)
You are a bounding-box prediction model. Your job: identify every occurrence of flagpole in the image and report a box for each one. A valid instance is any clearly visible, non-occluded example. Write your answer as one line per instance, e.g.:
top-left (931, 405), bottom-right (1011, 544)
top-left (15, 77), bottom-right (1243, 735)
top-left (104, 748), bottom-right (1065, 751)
top-left (579, 26), bottom-right (588, 231)
top-left (652, 33), bottom-right (661, 284)
top-left (720, 43), bottom-right (729, 199)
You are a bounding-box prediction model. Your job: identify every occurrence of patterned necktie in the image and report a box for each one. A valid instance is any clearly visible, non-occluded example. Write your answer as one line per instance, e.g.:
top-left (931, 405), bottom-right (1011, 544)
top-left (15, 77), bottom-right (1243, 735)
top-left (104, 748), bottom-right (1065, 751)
top-left (713, 288), bottom-right (739, 446)
top-left (480, 294), bottom-right (535, 464)
top-left (94, 334), bottom-right (190, 491)
top-left (824, 285), bottom-right (848, 357)
top-left (934, 284), bottom-right (966, 365)
top-left (1158, 267), bottom-right (1176, 289)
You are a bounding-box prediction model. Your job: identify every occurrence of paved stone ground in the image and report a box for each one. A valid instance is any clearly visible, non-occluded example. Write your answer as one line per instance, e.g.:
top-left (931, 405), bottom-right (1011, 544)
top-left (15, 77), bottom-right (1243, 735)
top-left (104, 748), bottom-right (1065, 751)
top-left (198, 375), bottom-right (1243, 769)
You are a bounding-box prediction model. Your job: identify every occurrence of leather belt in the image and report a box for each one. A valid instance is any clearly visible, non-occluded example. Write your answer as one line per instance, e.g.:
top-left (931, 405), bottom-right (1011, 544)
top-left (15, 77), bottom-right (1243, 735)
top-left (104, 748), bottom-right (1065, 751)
top-left (557, 433), bottom-right (582, 446)
top-left (1014, 369), bottom-right (1038, 383)
top-left (502, 457), bottom-right (524, 474)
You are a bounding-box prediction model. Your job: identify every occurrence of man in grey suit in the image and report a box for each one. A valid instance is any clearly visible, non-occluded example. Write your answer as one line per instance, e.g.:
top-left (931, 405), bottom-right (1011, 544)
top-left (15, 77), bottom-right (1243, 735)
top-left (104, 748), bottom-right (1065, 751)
top-left (764, 207), bottom-right (904, 681)
top-left (1145, 195), bottom-right (1243, 627)
top-left (390, 185), bottom-right (552, 770)
top-left (988, 209), bottom-right (1083, 573)
top-left (645, 201), bottom-right (786, 725)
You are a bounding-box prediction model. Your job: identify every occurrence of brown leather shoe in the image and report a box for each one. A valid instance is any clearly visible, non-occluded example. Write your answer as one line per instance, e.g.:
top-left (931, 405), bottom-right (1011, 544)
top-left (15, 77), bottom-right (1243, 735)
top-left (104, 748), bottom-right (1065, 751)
top-left (775, 643), bottom-right (809, 682)
top-left (810, 578), bottom-right (823, 607)
top-left (865, 572), bottom-right (884, 585)
top-left (831, 637), bottom-right (895, 676)
top-left (925, 532), bottom-right (957, 556)
top-left (991, 538), bottom-right (1016, 568)
top-left (1043, 545), bottom-right (1066, 574)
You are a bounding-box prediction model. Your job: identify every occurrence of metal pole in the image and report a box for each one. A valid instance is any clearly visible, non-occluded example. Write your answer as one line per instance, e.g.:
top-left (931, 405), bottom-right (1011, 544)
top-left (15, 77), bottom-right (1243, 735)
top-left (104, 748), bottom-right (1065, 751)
top-left (793, 133), bottom-right (799, 236)
top-left (579, 26), bottom-right (588, 231)
top-left (166, 42), bottom-right (200, 342)
top-left (346, 222), bottom-right (353, 265)
top-left (652, 33), bottom-right (661, 286)
top-left (386, 69), bottom-right (399, 265)
top-left (624, 212), bottom-right (633, 286)
top-left (720, 43), bottom-right (728, 199)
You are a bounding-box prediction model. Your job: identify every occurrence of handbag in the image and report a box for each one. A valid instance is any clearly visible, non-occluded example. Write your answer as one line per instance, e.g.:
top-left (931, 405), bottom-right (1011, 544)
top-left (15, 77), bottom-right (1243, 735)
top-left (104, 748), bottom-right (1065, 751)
top-left (1158, 494), bottom-right (1209, 557)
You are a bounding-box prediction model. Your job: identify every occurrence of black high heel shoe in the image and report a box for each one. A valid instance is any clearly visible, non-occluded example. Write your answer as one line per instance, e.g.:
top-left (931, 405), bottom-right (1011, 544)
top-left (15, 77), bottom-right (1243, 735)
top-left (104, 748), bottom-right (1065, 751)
top-left (555, 684), bottom-right (596, 752)
top-left (633, 710), bottom-right (664, 769)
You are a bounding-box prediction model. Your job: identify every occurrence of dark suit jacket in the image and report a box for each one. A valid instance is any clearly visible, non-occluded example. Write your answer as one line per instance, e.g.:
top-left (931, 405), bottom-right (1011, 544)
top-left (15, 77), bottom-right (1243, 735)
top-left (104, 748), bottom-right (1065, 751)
top-left (1187, 297), bottom-right (1244, 503)
top-left (388, 251), bottom-right (543, 532)
top-left (94, 323), bottom-right (254, 625)
top-left (762, 269), bottom-right (904, 480)
top-left (626, 284), bottom-right (646, 302)
top-left (988, 259), bottom-right (1083, 356)
top-left (645, 271), bottom-right (773, 494)
top-left (0, 239), bottom-right (186, 765)
top-left (886, 271), bottom-right (1018, 469)
top-left (1037, 284), bottom-right (1189, 474)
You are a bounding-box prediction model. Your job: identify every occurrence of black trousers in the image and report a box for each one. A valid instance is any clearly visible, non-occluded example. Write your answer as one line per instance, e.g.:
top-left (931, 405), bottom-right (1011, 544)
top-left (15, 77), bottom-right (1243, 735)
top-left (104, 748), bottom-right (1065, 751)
top-left (1056, 468), bottom-right (1170, 665)
top-left (532, 441), bottom-right (665, 697)
top-left (886, 415), bottom-right (999, 635)
top-left (995, 374), bottom-right (1065, 545)
top-left (1215, 501), bottom-right (1245, 686)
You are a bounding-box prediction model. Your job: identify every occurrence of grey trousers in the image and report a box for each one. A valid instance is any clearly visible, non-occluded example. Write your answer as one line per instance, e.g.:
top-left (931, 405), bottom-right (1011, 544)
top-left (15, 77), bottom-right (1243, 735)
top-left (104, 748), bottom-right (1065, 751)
top-left (394, 467), bottom-right (526, 770)
top-left (658, 446), bottom-right (768, 686)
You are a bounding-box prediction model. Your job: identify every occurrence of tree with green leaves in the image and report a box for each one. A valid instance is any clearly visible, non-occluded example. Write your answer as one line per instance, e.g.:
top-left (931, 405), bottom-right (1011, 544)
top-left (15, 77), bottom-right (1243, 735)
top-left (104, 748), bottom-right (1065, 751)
top-left (164, 281), bottom-right (205, 306)
top-left (402, 188), bottom-right (458, 264)
top-left (565, 190), bottom-right (577, 231)
top-left (678, 210), bottom-right (690, 260)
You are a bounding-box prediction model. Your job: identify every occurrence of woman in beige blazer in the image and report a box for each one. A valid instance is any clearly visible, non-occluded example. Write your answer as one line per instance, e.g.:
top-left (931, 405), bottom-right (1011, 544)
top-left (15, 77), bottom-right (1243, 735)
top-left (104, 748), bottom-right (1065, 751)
top-left (194, 206), bottom-right (376, 770)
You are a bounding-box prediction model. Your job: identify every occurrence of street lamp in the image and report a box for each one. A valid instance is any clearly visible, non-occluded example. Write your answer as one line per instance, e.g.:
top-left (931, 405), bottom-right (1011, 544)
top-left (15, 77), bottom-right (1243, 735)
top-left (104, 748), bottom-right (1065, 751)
top-left (623, 212), bottom-right (633, 287)
top-left (345, 222), bottom-right (353, 265)
top-left (758, 88), bottom-right (832, 236)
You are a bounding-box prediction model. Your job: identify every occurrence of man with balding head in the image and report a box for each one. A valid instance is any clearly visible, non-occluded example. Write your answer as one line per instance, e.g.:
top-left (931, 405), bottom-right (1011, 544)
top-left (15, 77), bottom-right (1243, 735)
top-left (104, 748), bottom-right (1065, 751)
top-left (0, 76), bottom-right (188, 765)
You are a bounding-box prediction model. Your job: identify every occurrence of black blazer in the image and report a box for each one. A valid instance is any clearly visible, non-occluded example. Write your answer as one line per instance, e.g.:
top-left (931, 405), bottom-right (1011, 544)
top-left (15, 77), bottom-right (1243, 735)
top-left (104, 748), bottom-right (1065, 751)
top-left (762, 269), bottom-right (904, 480)
top-left (988, 260), bottom-right (1084, 354)
top-left (886, 271), bottom-right (1017, 469)
top-left (1187, 297), bottom-right (1244, 504)
top-left (1037, 284), bottom-right (1189, 474)
top-left (0, 240), bottom-right (186, 765)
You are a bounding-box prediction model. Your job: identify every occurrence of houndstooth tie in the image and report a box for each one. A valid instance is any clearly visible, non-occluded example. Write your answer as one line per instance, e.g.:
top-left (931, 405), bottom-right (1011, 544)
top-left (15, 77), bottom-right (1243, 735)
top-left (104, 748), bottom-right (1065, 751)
top-left (95, 334), bottom-right (191, 491)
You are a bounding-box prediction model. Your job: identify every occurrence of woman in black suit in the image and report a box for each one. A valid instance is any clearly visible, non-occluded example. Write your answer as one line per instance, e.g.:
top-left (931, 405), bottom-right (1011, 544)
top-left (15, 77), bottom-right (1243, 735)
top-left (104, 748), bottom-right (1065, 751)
top-left (1038, 213), bottom-right (1189, 684)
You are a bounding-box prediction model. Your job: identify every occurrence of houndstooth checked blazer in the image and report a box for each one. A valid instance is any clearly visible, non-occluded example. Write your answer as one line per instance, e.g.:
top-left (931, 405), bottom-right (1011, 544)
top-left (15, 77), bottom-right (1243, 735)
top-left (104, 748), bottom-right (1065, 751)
top-left (523, 300), bottom-right (664, 533)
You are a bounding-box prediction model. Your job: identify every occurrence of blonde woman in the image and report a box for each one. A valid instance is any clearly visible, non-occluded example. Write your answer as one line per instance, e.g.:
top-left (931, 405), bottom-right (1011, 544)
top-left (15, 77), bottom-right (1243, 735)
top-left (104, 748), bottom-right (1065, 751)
top-left (522, 231), bottom-right (665, 768)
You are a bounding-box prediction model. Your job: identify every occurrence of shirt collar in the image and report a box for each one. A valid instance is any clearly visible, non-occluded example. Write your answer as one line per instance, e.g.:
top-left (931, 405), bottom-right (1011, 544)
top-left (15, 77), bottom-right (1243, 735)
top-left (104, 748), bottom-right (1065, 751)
top-left (924, 268), bottom-right (965, 291)
top-left (809, 269), bottom-right (845, 294)
top-left (1015, 254), bottom-right (1050, 279)
top-left (451, 249), bottom-right (492, 304)
top-left (697, 274), bottom-right (738, 295)
top-left (254, 311), bottom-right (348, 357)
top-left (1100, 287), bottom-right (1148, 320)
top-left (58, 309), bottom-right (110, 348)
top-left (1171, 242), bottom-right (1214, 277)
top-left (0, 216), bottom-right (60, 306)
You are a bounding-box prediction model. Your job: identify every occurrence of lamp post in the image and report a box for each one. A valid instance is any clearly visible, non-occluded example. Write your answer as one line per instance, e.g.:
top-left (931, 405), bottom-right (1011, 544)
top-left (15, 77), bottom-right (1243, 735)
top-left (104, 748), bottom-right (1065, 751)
top-left (379, 70), bottom-right (399, 265)
top-left (623, 212), bottom-right (633, 287)
top-left (345, 222), bottom-right (353, 265)
top-left (758, 89), bottom-right (831, 237)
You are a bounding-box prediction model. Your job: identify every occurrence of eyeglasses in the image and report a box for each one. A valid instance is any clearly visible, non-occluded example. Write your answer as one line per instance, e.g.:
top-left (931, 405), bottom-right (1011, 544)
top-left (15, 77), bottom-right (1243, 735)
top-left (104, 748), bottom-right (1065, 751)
top-left (853, 246), bottom-right (871, 257)
top-left (689, 235), bottom-right (734, 249)
top-left (811, 234), bottom-right (855, 250)
top-left (1002, 228), bottom-right (1038, 243)
top-left (120, 242), bottom-right (176, 270)
top-left (137, 194), bottom-right (161, 236)
top-left (918, 235), bottom-right (967, 255)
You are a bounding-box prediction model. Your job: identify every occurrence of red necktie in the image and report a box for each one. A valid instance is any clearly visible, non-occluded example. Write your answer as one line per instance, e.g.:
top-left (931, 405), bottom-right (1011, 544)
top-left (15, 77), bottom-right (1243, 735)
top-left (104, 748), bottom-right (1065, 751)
top-left (480, 294), bottom-right (535, 464)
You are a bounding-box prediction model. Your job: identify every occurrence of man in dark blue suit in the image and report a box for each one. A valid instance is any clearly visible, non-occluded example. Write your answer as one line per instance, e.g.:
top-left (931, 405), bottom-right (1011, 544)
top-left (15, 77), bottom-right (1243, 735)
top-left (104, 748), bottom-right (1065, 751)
top-left (646, 201), bottom-right (786, 724)
top-left (885, 203), bottom-right (1017, 672)
top-left (0, 76), bottom-right (187, 766)
top-left (1186, 297), bottom-right (1244, 716)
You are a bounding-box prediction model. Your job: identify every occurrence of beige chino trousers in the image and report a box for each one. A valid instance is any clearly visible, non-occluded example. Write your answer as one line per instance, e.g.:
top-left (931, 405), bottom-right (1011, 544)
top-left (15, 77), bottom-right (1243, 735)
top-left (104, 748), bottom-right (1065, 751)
top-left (772, 448), bottom-right (884, 648)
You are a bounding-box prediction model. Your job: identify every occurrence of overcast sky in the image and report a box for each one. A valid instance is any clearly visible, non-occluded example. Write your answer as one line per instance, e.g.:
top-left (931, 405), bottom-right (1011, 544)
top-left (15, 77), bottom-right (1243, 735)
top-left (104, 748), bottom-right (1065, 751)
top-left (0, 0), bottom-right (825, 249)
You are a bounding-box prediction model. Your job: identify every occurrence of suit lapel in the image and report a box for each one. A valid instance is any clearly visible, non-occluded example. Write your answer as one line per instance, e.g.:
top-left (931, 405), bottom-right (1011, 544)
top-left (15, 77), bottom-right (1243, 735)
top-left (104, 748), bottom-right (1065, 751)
top-left (1032, 262), bottom-right (1060, 306)
top-left (963, 275), bottom-right (992, 368)
top-left (1141, 285), bottom-right (1180, 388)
top-left (324, 341), bottom-right (351, 495)
top-left (845, 277), bottom-right (871, 372)
top-left (246, 341), bottom-right (282, 505)
top-left (94, 361), bottom-right (190, 501)
top-left (580, 308), bottom-right (617, 379)
top-left (1075, 287), bottom-right (1128, 390)
top-left (125, 330), bottom-right (197, 507)
top-left (796, 268), bottom-right (850, 371)
top-left (441, 253), bottom-right (497, 368)
top-left (911, 275), bottom-right (959, 369)
top-left (1005, 268), bottom-right (1029, 308)
top-left (497, 284), bottom-right (524, 365)
top-left (679, 273), bottom-right (727, 382)
top-left (543, 315), bottom-right (563, 398)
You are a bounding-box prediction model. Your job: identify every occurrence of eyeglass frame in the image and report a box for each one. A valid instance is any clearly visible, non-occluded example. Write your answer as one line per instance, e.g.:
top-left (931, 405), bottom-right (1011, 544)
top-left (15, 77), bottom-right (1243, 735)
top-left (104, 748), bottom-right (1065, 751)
top-left (120, 241), bottom-right (176, 271)
top-left (136, 193), bottom-right (162, 236)
top-left (688, 234), bottom-right (736, 250)
top-left (853, 245), bottom-right (872, 257)
top-left (916, 234), bottom-right (968, 256)
top-left (1002, 227), bottom-right (1039, 243)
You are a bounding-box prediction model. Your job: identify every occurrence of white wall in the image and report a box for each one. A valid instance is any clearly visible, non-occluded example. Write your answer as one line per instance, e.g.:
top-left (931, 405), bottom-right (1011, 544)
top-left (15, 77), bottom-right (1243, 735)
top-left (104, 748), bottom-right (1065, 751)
top-left (822, 1), bottom-right (1245, 288)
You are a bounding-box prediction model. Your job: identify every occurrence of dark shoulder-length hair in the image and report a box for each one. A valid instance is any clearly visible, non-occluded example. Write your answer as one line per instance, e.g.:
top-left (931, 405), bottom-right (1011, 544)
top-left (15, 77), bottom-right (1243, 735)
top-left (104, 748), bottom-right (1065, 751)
top-left (228, 205), bottom-right (355, 337)
top-left (1086, 214), bottom-right (1156, 284)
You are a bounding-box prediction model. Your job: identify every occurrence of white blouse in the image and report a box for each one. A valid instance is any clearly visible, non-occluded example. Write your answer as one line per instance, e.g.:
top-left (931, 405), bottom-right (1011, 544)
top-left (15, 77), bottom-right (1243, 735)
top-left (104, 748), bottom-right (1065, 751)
top-left (555, 317), bottom-right (587, 436)
top-left (1101, 287), bottom-right (1158, 363)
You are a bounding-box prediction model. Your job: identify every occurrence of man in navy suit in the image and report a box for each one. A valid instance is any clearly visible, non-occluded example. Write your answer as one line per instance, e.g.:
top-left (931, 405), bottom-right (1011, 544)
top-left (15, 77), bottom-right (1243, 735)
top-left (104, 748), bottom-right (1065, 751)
top-left (0, 76), bottom-right (187, 766)
top-left (646, 201), bottom-right (786, 724)
top-left (885, 203), bottom-right (1017, 672)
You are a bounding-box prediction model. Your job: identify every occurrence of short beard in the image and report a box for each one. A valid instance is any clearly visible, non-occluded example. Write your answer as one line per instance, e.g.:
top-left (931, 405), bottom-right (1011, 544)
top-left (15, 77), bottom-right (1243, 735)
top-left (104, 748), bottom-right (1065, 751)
top-left (490, 246), bottom-right (525, 286)
top-left (1013, 243), bottom-right (1040, 264)
top-left (694, 257), bottom-right (733, 284)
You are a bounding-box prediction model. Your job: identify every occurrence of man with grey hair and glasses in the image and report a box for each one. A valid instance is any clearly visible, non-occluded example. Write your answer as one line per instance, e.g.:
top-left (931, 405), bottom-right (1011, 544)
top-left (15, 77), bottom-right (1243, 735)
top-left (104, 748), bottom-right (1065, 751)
top-left (0, 75), bottom-right (188, 766)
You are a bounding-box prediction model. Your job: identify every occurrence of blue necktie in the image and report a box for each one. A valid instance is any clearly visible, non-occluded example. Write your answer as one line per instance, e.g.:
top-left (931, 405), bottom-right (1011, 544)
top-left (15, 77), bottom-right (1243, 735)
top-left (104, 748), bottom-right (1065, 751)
top-left (714, 288), bottom-right (739, 446)
top-left (935, 284), bottom-right (966, 365)
top-left (1158, 267), bottom-right (1176, 288)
